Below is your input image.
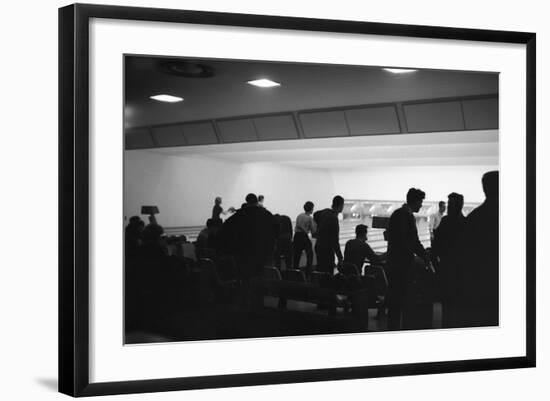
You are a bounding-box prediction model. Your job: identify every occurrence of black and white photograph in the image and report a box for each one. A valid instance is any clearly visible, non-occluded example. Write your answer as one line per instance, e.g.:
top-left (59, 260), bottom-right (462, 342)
top-left (0, 0), bottom-right (545, 398)
top-left (123, 56), bottom-right (500, 344)
top-left (52, 2), bottom-right (537, 397)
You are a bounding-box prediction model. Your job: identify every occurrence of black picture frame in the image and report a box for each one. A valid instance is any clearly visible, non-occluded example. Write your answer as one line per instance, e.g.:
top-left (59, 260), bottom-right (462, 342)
top-left (59, 3), bottom-right (536, 397)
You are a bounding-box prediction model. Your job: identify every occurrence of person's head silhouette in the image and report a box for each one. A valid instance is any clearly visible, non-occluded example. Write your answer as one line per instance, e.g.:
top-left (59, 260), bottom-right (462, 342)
top-left (332, 195), bottom-right (345, 213)
top-left (406, 188), bottom-right (426, 213)
top-left (355, 224), bottom-right (368, 242)
top-left (447, 192), bottom-right (464, 216)
top-left (303, 201), bottom-right (314, 214)
top-left (245, 193), bottom-right (258, 206)
top-left (482, 170), bottom-right (499, 202)
top-left (438, 201), bottom-right (446, 214)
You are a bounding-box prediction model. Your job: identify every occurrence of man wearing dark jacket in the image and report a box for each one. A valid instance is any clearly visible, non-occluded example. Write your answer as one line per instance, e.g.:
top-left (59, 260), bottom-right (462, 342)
top-left (218, 193), bottom-right (278, 282)
top-left (344, 224), bottom-right (381, 272)
top-left (386, 188), bottom-right (431, 330)
top-left (457, 171), bottom-right (499, 327)
top-left (274, 214), bottom-right (293, 269)
top-left (432, 192), bottom-right (466, 328)
top-left (314, 196), bottom-right (344, 274)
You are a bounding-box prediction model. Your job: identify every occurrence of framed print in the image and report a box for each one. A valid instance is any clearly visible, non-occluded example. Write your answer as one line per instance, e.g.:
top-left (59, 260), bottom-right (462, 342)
top-left (58, 3), bottom-right (536, 397)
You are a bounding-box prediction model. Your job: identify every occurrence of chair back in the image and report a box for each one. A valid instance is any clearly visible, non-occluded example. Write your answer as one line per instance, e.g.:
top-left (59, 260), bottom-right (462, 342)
top-left (283, 269), bottom-right (306, 283)
top-left (263, 266), bottom-right (282, 281)
top-left (339, 262), bottom-right (360, 278)
top-left (310, 271), bottom-right (332, 287)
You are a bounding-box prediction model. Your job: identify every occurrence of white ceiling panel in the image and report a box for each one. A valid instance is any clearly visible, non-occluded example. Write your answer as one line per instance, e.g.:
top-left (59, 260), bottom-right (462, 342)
top-left (142, 130), bottom-right (498, 170)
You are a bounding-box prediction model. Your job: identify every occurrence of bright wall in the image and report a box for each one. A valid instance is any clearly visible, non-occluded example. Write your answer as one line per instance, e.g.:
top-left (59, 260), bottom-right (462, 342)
top-left (330, 165), bottom-right (498, 203)
top-left (125, 150), bottom-right (498, 227)
top-left (124, 150), bottom-right (336, 226)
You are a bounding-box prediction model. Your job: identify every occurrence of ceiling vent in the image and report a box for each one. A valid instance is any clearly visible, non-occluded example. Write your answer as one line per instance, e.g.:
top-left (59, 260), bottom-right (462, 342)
top-left (160, 60), bottom-right (215, 78)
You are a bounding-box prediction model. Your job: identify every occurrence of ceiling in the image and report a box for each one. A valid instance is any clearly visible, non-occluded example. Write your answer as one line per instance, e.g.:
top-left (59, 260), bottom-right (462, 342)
top-left (127, 55), bottom-right (499, 170)
top-left (145, 130), bottom-right (499, 170)
top-left (124, 55), bottom-right (498, 129)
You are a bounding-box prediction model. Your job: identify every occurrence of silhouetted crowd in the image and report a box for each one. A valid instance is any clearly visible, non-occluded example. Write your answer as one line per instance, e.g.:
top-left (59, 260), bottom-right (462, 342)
top-left (125, 170), bottom-right (499, 334)
top-left (386, 170), bottom-right (499, 330)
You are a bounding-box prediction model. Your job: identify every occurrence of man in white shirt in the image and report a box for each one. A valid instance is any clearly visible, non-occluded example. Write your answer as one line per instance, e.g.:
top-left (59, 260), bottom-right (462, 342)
top-left (292, 201), bottom-right (316, 274)
top-left (429, 201), bottom-right (446, 241)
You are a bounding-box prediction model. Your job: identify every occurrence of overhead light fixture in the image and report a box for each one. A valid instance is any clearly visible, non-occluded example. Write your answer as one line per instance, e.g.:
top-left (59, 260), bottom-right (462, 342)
top-left (383, 68), bottom-right (417, 74)
top-left (247, 79), bottom-right (281, 88)
top-left (150, 94), bottom-right (184, 103)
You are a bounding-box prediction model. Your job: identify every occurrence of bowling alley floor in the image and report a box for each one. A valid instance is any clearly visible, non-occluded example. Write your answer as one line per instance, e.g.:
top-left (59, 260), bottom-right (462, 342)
top-left (125, 298), bottom-right (444, 344)
top-left (264, 296), bottom-right (443, 332)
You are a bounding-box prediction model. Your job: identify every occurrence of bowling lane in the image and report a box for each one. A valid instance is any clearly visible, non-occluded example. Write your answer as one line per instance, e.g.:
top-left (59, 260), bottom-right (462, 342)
top-left (163, 216), bottom-right (431, 257)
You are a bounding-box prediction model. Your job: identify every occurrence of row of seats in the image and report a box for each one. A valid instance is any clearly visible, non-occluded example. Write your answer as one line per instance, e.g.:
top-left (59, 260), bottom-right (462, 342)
top-left (255, 262), bottom-right (388, 327)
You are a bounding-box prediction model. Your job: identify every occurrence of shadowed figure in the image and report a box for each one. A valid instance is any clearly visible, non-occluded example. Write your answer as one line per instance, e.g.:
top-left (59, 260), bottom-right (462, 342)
top-left (293, 201), bottom-right (316, 274)
top-left (218, 193), bottom-right (278, 282)
top-left (196, 218), bottom-right (222, 259)
top-left (456, 171), bottom-right (499, 327)
top-left (125, 215), bottom-right (144, 261)
top-left (314, 196), bottom-right (344, 274)
top-left (386, 188), bottom-right (431, 330)
top-left (344, 224), bottom-right (381, 272)
top-left (432, 192), bottom-right (466, 328)
top-left (274, 214), bottom-right (293, 269)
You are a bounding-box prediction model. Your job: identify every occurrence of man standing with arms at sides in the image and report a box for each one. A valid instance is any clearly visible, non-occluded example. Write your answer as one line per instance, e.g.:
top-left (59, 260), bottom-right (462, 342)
top-left (386, 188), bottom-right (432, 330)
top-left (293, 201), bottom-right (316, 275)
top-left (218, 193), bottom-right (277, 283)
top-left (314, 196), bottom-right (345, 275)
top-left (429, 201), bottom-right (446, 242)
top-left (457, 171), bottom-right (499, 327)
top-left (432, 192), bottom-right (466, 328)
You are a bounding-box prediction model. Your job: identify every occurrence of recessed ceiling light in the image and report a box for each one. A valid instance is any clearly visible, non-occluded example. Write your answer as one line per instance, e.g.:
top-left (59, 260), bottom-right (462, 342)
top-left (150, 94), bottom-right (184, 103)
top-left (247, 79), bottom-right (281, 88)
top-left (383, 68), bottom-right (417, 74)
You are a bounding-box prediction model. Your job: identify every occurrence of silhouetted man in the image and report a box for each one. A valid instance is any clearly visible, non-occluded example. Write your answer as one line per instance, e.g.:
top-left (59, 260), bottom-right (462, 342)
top-left (219, 193), bottom-right (277, 282)
top-left (457, 171), bottom-right (499, 327)
top-left (212, 196), bottom-right (235, 223)
top-left (432, 192), bottom-right (466, 328)
top-left (293, 201), bottom-right (316, 274)
top-left (196, 218), bottom-right (222, 259)
top-left (314, 196), bottom-right (344, 274)
top-left (125, 216), bottom-right (144, 261)
top-left (274, 214), bottom-right (293, 269)
top-left (386, 188), bottom-right (431, 330)
top-left (212, 196), bottom-right (223, 222)
top-left (344, 224), bottom-right (381, 272)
